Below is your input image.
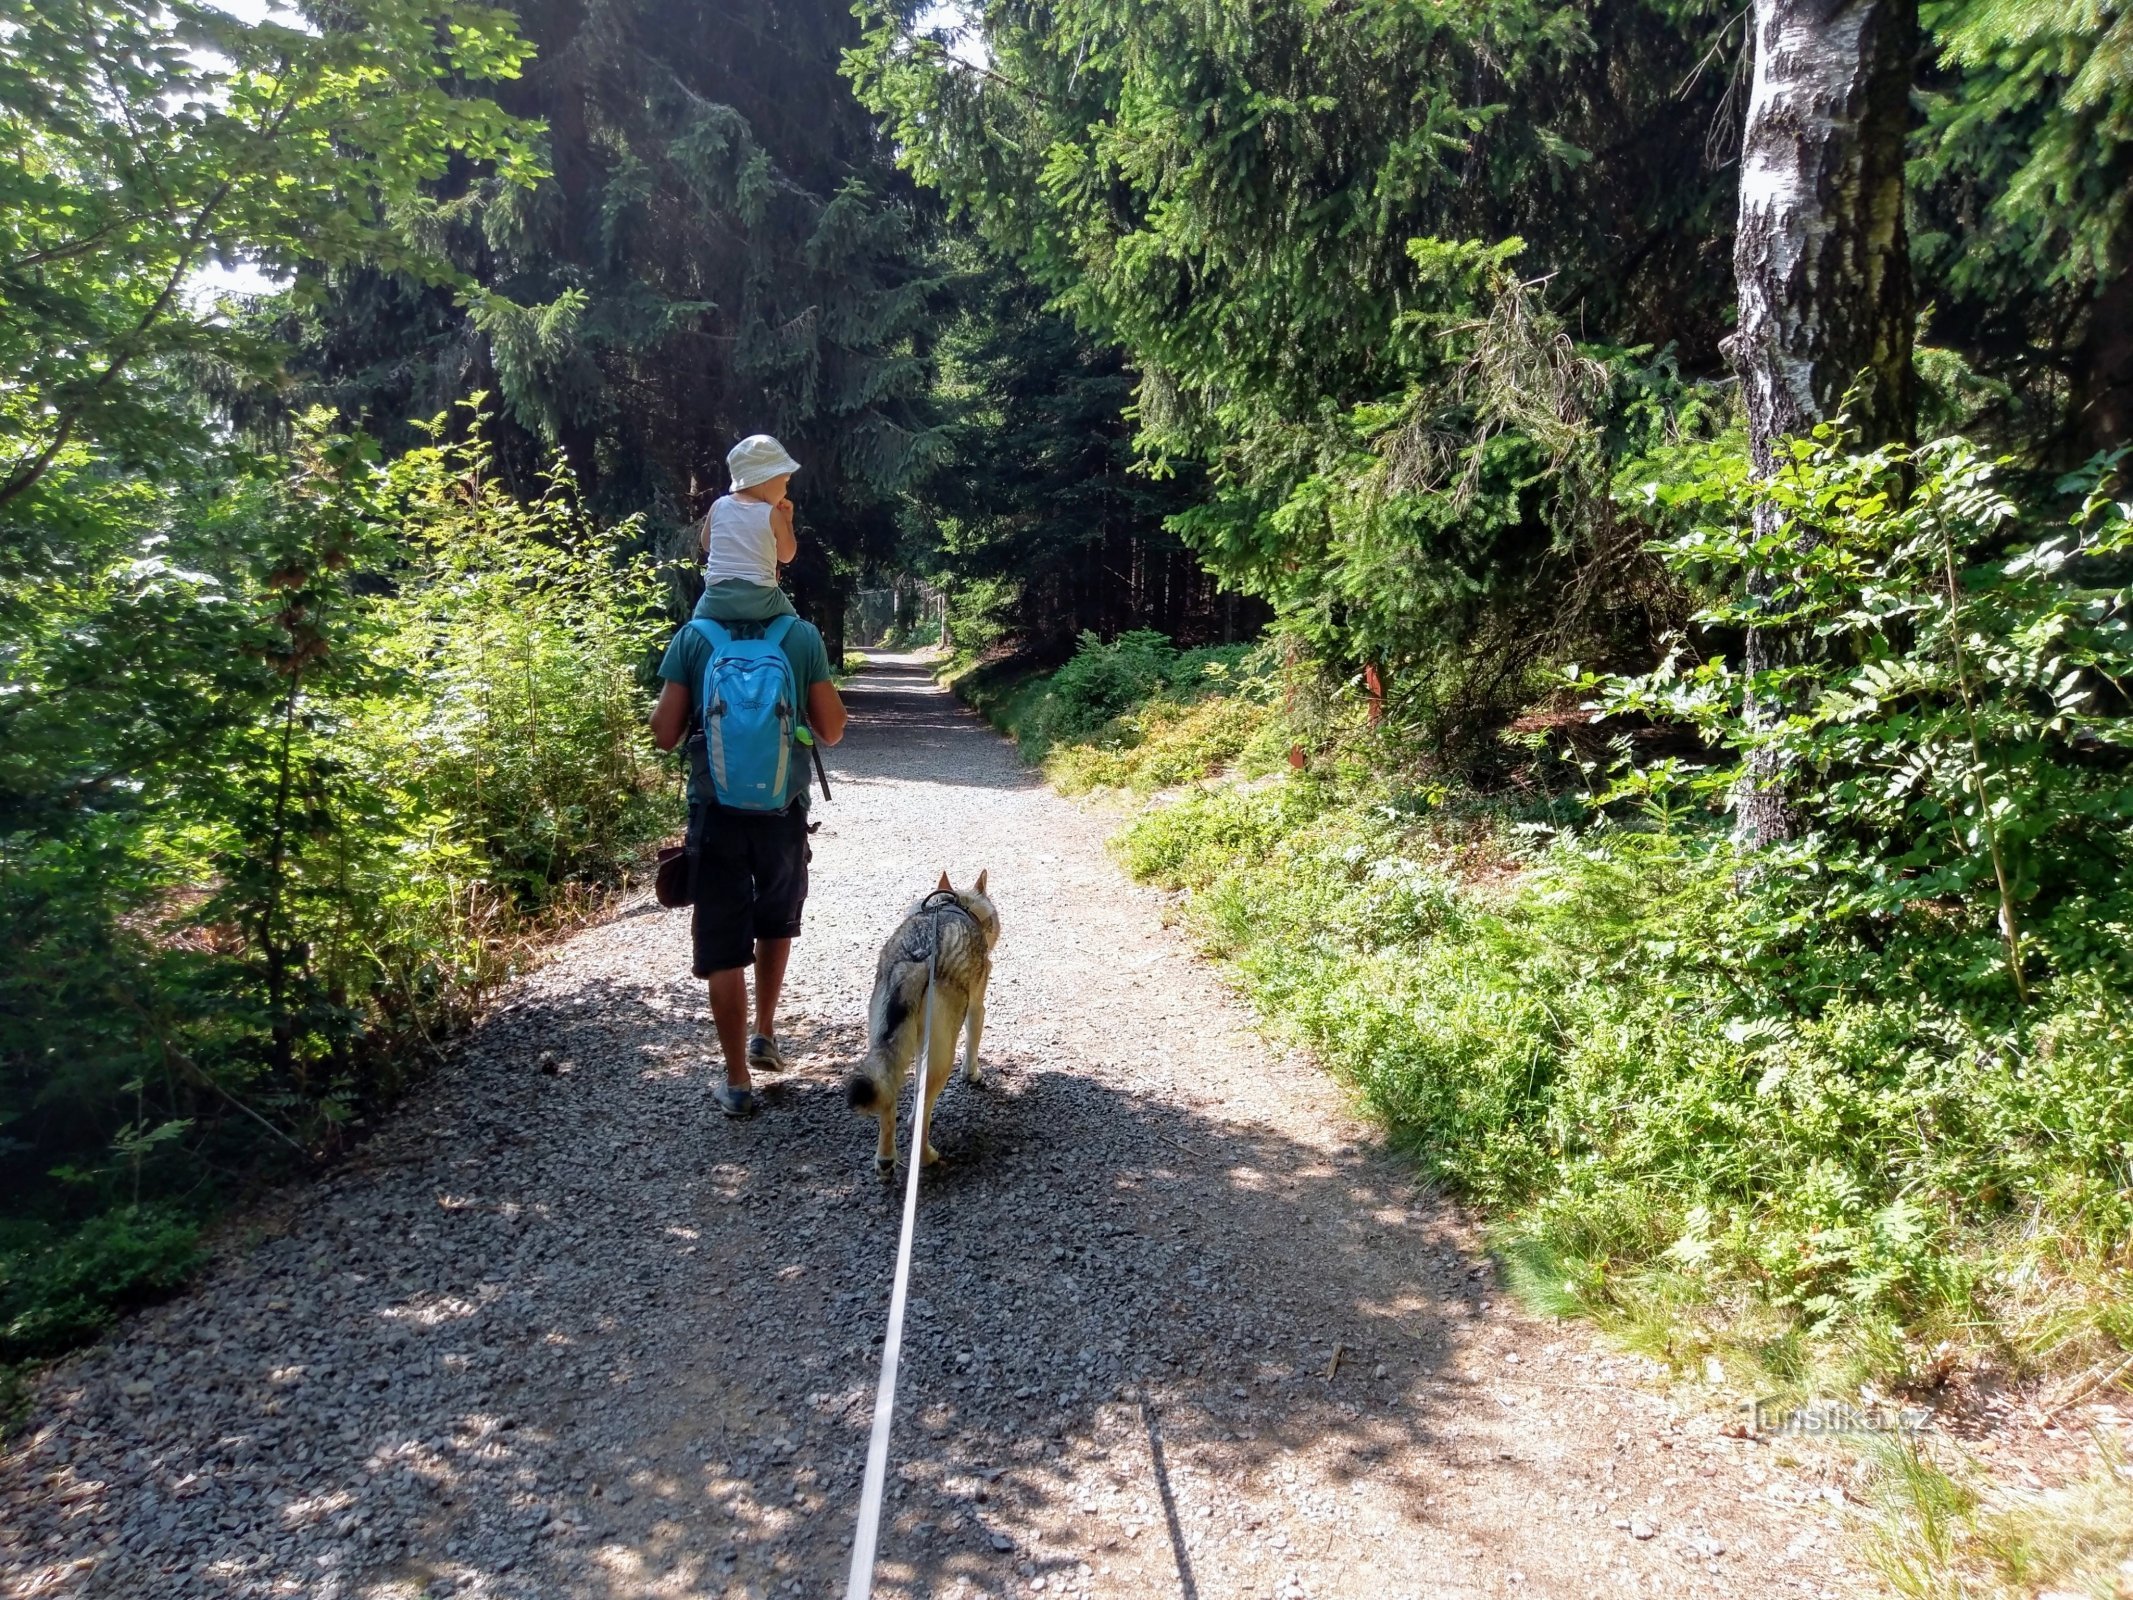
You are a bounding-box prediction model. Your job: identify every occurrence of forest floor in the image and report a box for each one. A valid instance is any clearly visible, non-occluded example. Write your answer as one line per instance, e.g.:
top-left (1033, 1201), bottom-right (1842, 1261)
top-left (1, 653), bottom-right (1879, 1600)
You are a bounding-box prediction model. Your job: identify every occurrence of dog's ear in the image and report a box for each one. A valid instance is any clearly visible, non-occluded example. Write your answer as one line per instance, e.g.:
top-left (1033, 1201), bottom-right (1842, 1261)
top-left (936, 870), bottom-right (953, 893)
top-left (974, 868), bottom-right (988, 894)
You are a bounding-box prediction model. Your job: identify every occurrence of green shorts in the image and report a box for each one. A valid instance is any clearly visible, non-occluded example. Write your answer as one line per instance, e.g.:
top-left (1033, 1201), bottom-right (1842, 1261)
top-left (695, 580), bottom-right (796, 623)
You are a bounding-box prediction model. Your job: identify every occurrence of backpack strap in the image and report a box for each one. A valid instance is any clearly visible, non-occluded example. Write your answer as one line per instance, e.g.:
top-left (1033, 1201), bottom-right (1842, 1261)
top-left (690, 619), bottom-right (729, 724)
top-left (761, 616), bottom-right (801, 724)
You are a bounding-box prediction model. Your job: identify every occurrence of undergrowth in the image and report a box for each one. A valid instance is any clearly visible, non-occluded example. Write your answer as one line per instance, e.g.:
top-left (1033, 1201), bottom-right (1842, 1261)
top-left (2, 411), bottom-right (671, 1388)
top-left (950, 629), bottom-right (1270, 778)
top-left (965, 619), bottom-right (2133, 1404)
top-left (1862, 1435), bottom-right (2133, 1599)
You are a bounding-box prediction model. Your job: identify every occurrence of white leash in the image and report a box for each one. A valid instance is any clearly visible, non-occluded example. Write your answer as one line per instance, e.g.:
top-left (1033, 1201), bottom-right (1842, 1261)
top-left (844, 950), bottom-right (937, 1600)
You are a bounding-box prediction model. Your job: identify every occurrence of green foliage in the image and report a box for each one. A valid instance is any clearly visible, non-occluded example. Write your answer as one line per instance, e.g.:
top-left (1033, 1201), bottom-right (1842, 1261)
top-left (856, 0), bottom-right (2131, 759)
top-left (942, 575), bottom-right (1021, 660)
top-left (1861, 1434), bottom-right (2133, 1600)
top-left (1914, 0), bottom-right (2133, 454)
top-left (850, 0), bottom-right (1747, 742)
top-left (1, 1207), bottom-right (202, 1360)
top-left (1601, 434), bottom-right (2133, 997)
top-left (0, 0), bottom-right (539, 527)
top-left (898, 252), bottom-right (1222, 650)
top-left (1, 409), bottom-right (665, 1355)
top-left (1043, 632), bottom-right (1198, 739)
top-left (1048, 693), bottom-right (1283, 798)
top-left (979, 630), bottom-right (1256, 757)
top-left (364, 411), bottom-right (667, 908)
top-left (0, 6), bottom-right (625, 1366)
top-left (853, 0), bottom-right (1737, 435)
top-left (1926, 0), bottom-right (2131, 288)
top-left (277, 0), bottom-right (946, 650)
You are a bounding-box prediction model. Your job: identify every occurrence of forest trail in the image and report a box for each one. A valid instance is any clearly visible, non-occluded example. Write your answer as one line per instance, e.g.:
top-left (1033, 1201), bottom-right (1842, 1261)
top-left (1, 654), bottom-right (1874, 1600)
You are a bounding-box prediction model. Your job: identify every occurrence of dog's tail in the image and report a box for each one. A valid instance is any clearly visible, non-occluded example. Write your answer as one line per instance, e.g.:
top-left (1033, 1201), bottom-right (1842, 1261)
top-left (846, 1038), bottom-right (899, 1112)
top-left (850, 956), bottom-right (929, 1115)
top-left (846, 1065), bottom-right (882, 1111)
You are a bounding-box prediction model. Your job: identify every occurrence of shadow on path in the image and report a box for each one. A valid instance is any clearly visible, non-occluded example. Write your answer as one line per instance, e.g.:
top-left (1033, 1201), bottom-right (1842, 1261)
top-left (3, 971), bottom-right (1493, 1600)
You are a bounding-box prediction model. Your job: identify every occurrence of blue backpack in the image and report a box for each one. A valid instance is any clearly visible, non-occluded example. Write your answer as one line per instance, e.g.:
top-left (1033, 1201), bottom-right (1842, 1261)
top-left (689, 616), bottom-right (800, 812)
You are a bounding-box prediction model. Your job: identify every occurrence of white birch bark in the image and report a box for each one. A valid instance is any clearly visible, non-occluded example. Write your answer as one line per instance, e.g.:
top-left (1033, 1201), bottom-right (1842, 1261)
top-left (1726, 0), bottom-right (1915, 846)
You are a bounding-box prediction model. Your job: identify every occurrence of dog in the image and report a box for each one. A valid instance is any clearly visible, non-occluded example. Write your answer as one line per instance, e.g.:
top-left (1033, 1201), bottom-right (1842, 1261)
top-left (846, 871), bottom-right (999, 1170)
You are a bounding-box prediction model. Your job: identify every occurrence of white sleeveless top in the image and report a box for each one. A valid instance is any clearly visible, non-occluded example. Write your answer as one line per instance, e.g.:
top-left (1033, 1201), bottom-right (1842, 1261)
top-left (703, 494), bottom-right (778, 587)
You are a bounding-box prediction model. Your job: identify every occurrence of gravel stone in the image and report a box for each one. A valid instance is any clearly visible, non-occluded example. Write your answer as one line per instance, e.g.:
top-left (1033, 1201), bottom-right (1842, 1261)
top-left (0, 654), bottom-right (1868, 1599)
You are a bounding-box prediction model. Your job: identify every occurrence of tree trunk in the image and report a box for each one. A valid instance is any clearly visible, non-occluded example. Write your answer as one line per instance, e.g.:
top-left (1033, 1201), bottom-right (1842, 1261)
top-left (2074, 224), bottom-right (2133, 457)
top-left (817, 585), bottom-right (847, 673)
top-left (1727, 0), bottom-right (1916, 846)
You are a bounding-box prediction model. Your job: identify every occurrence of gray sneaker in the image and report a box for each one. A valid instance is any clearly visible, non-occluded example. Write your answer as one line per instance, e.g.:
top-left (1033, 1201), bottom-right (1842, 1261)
top-left (711, 1081), bottom-right (757, 1118)
top-left (746, 1034), bottom-right (788, 1073)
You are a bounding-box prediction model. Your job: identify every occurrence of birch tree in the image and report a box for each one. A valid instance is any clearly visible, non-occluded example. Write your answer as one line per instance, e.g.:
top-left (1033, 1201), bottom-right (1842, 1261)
top-left (1727, 0), bottom-right (1918, 844)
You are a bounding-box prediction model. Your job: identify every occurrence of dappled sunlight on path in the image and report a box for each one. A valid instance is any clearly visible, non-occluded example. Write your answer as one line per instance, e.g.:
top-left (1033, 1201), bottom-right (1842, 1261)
top-left (0, 652), bottom-right (1870, 1600)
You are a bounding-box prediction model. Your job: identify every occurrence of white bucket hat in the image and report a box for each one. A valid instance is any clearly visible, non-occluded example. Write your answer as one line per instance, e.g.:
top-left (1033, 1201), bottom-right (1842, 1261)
top-left (727, 433), bottom-right (802, 492)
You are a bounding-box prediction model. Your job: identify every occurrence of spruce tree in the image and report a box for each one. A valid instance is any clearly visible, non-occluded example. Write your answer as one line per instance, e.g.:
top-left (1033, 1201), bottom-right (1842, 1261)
top-left (1915, 0), bottom-right (2133, 457)
top-left (284, 0), bottom-right (946, 655)
top-left (905, 254), bottom-right (1228, 652)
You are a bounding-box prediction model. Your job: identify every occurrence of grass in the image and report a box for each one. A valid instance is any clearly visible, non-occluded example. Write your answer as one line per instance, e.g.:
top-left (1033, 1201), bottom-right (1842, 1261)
top-left (947, 630), bottom-right (1266, 775)
top-left (1863, 1435), bottom-right (2133, 1599)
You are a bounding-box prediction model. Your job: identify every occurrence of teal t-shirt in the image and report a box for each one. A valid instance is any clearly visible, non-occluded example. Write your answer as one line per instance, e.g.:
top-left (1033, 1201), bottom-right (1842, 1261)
top-left (659, 615), bottom-right (833, 810)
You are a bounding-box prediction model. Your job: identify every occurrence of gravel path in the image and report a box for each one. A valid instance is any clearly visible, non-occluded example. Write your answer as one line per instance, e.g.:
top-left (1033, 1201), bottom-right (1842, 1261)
top-left (1, 653), bottom-right (1875, 1600)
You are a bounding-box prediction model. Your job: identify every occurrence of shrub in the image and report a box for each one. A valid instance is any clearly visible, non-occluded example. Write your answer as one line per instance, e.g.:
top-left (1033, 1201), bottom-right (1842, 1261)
top-left (985, 630), bottom-right (1262, 762)
top-left (0, 1207), bottom-right (203, 1360)
top-left (1123, 785), bottom-right (2133, 1372)
top-left (1601, 432), bottom-right (2133, 999)
top-left (1048, 695), bottom-right (1267, 795)
top-left (0, 408), bottom-right (667, 1357)
top-left (1042, 630), bottom-right (1182, 737)
top-left (942, 577), bottom-right (1017, 656)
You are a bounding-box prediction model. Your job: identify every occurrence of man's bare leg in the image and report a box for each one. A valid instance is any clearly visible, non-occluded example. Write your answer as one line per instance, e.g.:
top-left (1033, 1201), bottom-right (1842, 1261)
top-left (707, 968), bottom-right (751, 1090)
top-left (709, 939), bottom-right (792, 1090)
top-left (752, 936), bottom-right (792, 1042)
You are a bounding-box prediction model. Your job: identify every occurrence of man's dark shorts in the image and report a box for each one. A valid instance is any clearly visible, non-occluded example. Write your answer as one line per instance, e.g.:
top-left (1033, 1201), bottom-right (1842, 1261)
top-left (687, 801), bottom-right (811, 977)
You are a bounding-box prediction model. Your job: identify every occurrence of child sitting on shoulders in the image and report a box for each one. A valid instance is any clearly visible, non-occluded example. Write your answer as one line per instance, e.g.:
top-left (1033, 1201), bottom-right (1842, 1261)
top-left (698, 433), bottom-right (800, 623)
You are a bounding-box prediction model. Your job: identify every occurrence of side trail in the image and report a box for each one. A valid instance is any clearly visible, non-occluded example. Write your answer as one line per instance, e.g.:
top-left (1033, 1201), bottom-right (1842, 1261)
top-left (0, 654), bottom-right (1873, 1600)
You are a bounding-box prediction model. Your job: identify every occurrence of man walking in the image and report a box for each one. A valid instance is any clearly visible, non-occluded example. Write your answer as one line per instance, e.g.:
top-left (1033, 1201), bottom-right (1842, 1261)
top-left (649, 613), bottom-right (846, 1116)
